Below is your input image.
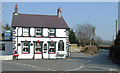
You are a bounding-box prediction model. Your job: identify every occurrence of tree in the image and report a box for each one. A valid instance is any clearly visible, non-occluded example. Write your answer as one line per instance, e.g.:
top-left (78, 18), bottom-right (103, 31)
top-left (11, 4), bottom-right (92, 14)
top-left (115, 30), bottom-right (120, 45)
top-left (95, 36), bottom-right (103, 45)
top-left (69, 29), bottom-right (78, 44)
top-left (75, 23), bottom-right (94, 46)
top-left (2, 23), bottom-right (12, 33)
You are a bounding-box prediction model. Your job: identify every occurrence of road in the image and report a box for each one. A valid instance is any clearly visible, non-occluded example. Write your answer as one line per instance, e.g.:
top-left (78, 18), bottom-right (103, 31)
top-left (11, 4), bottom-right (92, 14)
top-left (1, 49), bottom-right (120, 71)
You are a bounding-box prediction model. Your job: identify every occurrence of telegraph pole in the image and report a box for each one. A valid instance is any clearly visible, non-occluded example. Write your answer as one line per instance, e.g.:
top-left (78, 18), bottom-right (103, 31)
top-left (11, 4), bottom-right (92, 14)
top-left (116, 19), bottom-right (118, 36)
top-left (93, 26), bottom-right (95, 45)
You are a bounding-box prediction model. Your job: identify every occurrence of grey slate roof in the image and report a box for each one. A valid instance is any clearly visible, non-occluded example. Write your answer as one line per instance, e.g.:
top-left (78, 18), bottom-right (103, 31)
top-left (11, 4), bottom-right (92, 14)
top-left (12, 13), bottom-right (69, 29)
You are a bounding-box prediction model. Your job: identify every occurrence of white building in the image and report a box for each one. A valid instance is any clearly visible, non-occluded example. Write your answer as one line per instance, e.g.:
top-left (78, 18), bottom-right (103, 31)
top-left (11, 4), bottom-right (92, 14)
top-left (12, 5), bottom-right (70, 59)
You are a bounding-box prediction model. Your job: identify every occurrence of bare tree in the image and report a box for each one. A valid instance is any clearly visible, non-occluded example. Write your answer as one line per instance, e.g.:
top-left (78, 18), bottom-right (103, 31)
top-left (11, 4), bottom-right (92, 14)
top-left (95, 36), bottom-right (103, 45)
top-left (75, 23), bottom-right (94, 46)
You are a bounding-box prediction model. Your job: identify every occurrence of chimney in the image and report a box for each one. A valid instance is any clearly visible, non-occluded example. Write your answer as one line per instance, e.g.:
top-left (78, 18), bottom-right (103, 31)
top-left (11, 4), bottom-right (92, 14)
top-left (14, 4), bottom-right (18, 15)
top-left (57, 7), bottom-right (62, 17)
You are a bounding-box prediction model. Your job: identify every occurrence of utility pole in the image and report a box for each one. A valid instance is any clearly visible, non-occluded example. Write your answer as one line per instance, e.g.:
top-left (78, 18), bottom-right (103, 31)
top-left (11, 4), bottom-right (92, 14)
top-left (93, 26), bottom-right (95, 45)
top-left (116, 19), bottom-right (118, 36)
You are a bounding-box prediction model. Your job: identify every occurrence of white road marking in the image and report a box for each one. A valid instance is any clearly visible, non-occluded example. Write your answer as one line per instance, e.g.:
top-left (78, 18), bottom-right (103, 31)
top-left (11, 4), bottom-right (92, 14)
top-left (27, 65), bottom-right (32, 66)
top-left (52, 70), bottom-right (57, 71)
top-left (87, 60), bottom-right (91, 63)
top-left (66, 59), bottom-right (91, 71)
top-left (16, 63), bottom-right (20, 64)
top-left (48, 69), bottom-right (51, 70)
top-left (23, 64), bottom-right (27, 65)
top-left (31, 65), bottom-right (36, 68)
top-left (109, 69), bottom-right (117, 71)
top-left (66, 65), bottom-right (84, 71)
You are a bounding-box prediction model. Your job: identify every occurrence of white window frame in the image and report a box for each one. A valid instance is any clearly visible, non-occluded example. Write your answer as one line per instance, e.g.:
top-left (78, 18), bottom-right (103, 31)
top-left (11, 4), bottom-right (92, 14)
top-left (48, 42), bottom-right (56, 54)
top-left (48, 29), bottom-right (55, 37)
top-left (22, 42), bottom-right (30, 54)
top-left (34, 42), bottom-right (43, 53)
top-left (35, 28), bottom-right (42, 37)
top-left (23, 28), bottom-right (29, 36)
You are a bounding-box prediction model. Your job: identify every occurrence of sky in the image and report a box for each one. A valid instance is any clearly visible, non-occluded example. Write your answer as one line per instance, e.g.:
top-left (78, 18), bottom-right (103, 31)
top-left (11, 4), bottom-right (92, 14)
top-left (2, 2), bottom-right (118, 41)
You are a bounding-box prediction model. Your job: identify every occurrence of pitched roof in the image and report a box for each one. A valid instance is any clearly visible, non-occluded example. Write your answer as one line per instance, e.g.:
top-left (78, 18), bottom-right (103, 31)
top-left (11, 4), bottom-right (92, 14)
top-left (12, 13), bottom-right (69, 29)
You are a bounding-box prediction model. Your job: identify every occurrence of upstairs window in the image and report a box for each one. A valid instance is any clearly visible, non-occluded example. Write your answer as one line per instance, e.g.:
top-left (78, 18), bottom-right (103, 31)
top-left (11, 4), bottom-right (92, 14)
top-left (22, 42), bottom-right (30, 54)
top-left (48, 42), bottom-right (56, 54)
top-left (48, 29), bottom-right (55, 37)
top-left (34, 42), bottom-right (43, 54)
top-left (36, 28), bottom-right (42, 37)
top-left (23, 28), bottom-right (30, 36)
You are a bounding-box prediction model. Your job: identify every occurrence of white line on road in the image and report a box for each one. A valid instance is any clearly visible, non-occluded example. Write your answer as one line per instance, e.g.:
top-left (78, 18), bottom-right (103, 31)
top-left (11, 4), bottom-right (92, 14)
top-left (27, 65), bottom-right (32, 67)
top-left (23, 64), bottom-right (27, 65)
top-left (52, 70), bottom-right (57, 71)
top-left (31, 65), bottom-right (36, 68)
top-left (87, 60), bottom-right (91, 63)
top-left (16, 63), bottom-right (20, 64)
top-left (109, 69), bottom-right (117, 71)
top-left (66, 65), bottom-right (84, 71)
top-left (48, 69), bottom-right (52, 70)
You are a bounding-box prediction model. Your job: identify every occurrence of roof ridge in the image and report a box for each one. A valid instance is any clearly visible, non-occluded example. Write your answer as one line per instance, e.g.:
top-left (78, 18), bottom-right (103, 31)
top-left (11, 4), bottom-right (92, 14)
top-left (18, 13), bottom-right (57, 17)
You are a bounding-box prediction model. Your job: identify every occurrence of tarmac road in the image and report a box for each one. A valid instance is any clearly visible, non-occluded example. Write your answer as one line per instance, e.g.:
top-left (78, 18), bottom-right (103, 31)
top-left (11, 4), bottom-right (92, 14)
top-left (1, 49), bottom-right (120, 71)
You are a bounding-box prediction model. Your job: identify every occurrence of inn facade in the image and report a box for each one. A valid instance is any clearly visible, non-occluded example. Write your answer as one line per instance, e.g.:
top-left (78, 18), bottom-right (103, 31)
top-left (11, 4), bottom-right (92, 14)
top-left (12, 5), bottom-right (70, 59)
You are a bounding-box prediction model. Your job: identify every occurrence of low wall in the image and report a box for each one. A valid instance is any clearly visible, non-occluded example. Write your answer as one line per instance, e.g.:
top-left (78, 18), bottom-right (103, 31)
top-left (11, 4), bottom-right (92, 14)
top-left (0, 55), bottom-right (13, 60)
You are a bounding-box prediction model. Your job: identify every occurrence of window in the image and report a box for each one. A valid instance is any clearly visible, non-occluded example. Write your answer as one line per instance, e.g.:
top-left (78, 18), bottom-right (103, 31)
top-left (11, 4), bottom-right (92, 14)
top-left (36, 28), bottom-right (42, 37)
top-left (34, 42), bottom-right (43, 54)
top-left (48, 29), bottom-right (55, 37)
top-left (22, 42), bottom-right (30, 54)
top-left (0, 44), bottom-right (5, 51)
top-left (58, 40), bottom-right (64, 51)
top-left (48, 42), bottom-right (56, 54)
top-left (23, 28), bottom-right (29, 36)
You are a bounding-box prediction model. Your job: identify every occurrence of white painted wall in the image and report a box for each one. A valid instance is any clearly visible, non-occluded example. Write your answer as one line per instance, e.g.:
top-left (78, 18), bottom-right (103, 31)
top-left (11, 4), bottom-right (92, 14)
top-left (43, 28), bottom-right (48, 37)
top-left (13, 27), bottom-right (69, 59)
top-left (56, 29), bottom-right (68, 37)
top-left (30, 28), bottom-right (35, 36)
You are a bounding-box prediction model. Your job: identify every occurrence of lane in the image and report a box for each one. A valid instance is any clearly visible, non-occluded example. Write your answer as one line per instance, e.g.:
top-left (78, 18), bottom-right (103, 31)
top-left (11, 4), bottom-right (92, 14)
top-left (2, 49), bottom-right (119, 71)
top-left (2, 61), bottom-right (50, 71)
top-left (78, 49), bottom-right (120, 71)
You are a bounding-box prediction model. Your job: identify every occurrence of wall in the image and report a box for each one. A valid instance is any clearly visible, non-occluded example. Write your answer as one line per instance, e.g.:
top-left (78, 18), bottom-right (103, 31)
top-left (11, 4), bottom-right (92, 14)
top-left (0, 41), bottom-right (13, 55)
top-left (13, 27), bottom-right (69, 59)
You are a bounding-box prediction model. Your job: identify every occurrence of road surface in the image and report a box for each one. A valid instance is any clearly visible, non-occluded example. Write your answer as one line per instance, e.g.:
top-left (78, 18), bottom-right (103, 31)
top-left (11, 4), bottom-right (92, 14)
top-left (1, 49), bottom-right (120, 71)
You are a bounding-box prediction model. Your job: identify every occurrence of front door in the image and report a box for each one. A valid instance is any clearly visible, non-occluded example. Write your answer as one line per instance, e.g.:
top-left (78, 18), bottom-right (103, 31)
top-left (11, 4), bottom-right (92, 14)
top-left (42, 43), bottom-right (48, 59)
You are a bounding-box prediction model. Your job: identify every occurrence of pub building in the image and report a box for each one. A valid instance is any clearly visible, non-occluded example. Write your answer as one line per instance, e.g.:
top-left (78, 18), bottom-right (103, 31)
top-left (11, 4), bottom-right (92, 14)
top-left (12, 5), bottom-right (70, 59)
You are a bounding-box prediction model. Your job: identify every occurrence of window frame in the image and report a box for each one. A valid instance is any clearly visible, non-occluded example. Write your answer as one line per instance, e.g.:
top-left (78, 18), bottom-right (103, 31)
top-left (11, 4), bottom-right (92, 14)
top-left (22, 27), bottom-right (30, 36)
top-left (34, 41), bottom-right (43, 54)
top-left (48, 29), bottom-right (56, 37)
top-left (0, 44), bottom-right (5, 51)
top-left (58, 40), bottom-right (64, 51)
top-left (48, 42), bottom-right (56, 54)
top-left (35, 28), bottom-right (43, 37)
top-left (22, 41), bottom-right (30, 54)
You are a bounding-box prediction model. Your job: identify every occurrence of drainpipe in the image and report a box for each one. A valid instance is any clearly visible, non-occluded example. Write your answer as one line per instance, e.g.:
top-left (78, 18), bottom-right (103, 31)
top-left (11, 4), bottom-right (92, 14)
top-left (16, 27), bottom-right (19, 59)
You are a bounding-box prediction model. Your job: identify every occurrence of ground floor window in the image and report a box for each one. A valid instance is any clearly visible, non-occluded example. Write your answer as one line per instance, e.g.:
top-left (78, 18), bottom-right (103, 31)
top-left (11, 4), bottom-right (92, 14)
top-left (34, 42), bottom-right (43, 54)
top-left (22, 41), bottom-right (30, 54)
top-left (58, 40), bottom-right (64, 51)
top-left (0, 44), bottom-right (5, 51)
top-left (48, 42), bottom-right (56, 54)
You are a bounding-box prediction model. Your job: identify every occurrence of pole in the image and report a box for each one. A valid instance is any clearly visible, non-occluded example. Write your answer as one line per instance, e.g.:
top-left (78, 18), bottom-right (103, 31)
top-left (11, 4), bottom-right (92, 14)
top-left (116, 20), bottom-right (118, 36)
top-left (93, 26), bottom-right (95, 45)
